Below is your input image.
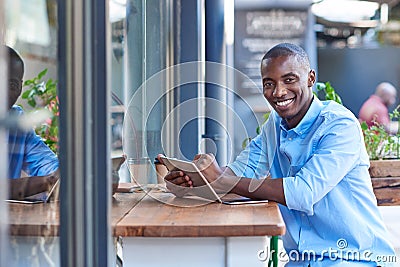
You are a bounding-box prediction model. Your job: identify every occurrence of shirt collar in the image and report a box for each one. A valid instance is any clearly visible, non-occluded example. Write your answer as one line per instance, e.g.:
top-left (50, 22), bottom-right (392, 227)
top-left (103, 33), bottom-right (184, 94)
top-left (280, 96), bottom-right (324, 135)
top-left (9, 105), bottom-right (23, 115)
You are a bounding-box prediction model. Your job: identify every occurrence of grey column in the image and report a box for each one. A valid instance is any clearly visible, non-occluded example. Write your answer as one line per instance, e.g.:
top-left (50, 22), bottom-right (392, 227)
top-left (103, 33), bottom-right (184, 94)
top-left (125, 0), bottom-right (144, 160)
top-left (58, 0), bottom-right (112, 266)
top-left (0, 7), bottom-right (10, 265)
top-left (174, 0), bottom-right (203, 160)
top-left (204, 0), bottom-right (228, 165)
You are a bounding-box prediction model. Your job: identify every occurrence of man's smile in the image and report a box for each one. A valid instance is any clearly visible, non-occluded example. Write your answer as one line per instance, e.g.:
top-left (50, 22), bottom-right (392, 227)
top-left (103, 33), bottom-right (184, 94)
top-left (275, 97), bottom-right (295, 107)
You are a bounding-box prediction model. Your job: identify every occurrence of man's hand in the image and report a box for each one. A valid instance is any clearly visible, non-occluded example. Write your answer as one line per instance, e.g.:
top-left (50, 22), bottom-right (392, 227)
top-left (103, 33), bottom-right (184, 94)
top-left (157, 154), bottom-right (192, 197)
top-left (191, 153), bottom-right (233, 193)
top-left (193, 153), bottom-right (222, 182)
top-left (157, 153), bottom-right (237, 197)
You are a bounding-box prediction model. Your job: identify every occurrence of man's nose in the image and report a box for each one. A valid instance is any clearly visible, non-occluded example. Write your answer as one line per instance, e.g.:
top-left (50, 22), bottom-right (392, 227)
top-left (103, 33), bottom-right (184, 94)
top-left (272, 83), bottom-right (286, 98)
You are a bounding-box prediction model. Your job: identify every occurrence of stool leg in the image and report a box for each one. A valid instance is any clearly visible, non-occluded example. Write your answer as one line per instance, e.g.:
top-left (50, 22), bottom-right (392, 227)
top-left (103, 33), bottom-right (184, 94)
top-left (268, 236), bottom-right (279, 267)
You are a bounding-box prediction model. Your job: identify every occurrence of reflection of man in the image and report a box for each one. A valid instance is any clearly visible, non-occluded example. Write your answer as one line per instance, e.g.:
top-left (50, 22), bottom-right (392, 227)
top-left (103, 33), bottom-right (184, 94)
top-left (6, 45), bottom-right (59, 199)
top-left (358, 82), bottom-right (398, 133)
top-left (162, 43), bottom-right (395, 266)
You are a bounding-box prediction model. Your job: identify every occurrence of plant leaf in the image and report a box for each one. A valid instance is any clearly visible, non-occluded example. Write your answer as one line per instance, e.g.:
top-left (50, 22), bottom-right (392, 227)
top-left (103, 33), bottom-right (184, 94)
top-left (37, 69), bottom-right (48, 80)
top-left (21, 90), bottom-right (32, 99)
top-left (27, 99), bottom-right (36, 107)
top-left (23, 80), bottom-right (33, 86)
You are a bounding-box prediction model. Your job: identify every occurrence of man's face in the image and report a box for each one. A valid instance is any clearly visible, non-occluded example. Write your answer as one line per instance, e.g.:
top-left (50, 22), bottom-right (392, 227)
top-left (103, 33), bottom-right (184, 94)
top-left (7, 60), bottom-right (23, 109)
top-left (261, 55), bottom-right (315, 129)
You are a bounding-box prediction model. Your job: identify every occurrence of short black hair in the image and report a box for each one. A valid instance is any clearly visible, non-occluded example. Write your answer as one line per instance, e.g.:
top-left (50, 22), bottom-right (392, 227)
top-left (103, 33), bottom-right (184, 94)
top-left (261, 43), bottom-right (310, 69)
top-left (6, 45), bottom-right (24, 79)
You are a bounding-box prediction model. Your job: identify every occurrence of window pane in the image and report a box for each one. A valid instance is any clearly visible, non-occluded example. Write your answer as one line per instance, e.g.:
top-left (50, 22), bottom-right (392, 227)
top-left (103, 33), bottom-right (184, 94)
top-left (4, 0), bottom-right (60, 266)
top-left (122, 0), bottom-right (170, 185)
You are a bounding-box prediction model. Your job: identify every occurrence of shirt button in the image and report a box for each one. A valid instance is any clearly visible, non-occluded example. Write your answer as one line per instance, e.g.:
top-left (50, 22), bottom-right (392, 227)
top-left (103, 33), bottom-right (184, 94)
top-left (288, 138), bottom-right (292, 141)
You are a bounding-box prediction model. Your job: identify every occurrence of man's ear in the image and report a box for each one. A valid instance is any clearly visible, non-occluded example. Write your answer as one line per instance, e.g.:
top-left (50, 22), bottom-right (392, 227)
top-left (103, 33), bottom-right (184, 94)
top-left (308, 70), bottom-right (316, 87)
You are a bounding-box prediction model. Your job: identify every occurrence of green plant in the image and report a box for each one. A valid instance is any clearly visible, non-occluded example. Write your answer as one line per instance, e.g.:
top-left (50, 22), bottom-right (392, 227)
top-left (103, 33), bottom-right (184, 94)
top-left (21, 69), bottom-right (59, 154)
top-left (361, 105), bottom-right (400, 160)
top-left (242, 112), bottom-right (270, 149)
top-left (315, 81), bottom-right (343, 104)
top-left (361, 122), bottom-right (389, 160)
top-left (389, 107), bottom-right (400, 158)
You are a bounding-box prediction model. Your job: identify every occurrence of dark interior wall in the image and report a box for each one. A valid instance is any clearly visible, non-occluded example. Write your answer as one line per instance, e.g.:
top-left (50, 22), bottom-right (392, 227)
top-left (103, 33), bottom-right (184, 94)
top-left (317, 47), bottom-right (400, 116)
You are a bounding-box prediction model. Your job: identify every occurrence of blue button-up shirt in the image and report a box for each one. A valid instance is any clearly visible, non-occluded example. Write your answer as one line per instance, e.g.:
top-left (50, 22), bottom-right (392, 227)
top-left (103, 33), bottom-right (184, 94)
top-left (228, 98), bottom-right (395, 266)
top-left (7, 106), bottom-right (59, 178)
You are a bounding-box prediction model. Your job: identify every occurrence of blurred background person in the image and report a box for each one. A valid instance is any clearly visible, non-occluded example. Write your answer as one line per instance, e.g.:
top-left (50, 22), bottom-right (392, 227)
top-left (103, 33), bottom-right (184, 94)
top-left (358, 82), bottom-right (398, 134)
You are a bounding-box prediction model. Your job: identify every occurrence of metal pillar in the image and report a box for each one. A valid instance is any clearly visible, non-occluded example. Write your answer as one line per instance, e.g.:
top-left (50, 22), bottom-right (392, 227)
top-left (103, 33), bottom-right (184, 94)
top-left (204, 0), bottom-right (228, 165)
top-left (58, 0), bottom-right (112, 266)
top-left (0, 1), bottom-right (10, 264)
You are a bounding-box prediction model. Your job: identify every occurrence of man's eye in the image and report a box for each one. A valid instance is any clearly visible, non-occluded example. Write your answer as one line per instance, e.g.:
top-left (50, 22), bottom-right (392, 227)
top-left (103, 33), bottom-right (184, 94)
top-left (9, 83), bottom-right (18, 90)
top-left (285, 78), bottom-right (295, 83)
top-left (263, 82), bottom-right (274, 89)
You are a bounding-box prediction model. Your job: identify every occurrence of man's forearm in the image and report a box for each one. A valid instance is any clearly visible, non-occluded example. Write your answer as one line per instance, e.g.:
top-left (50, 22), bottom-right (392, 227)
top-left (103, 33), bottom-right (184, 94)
top-left (8, 170), bottom-right (59, 200)
top-left (220, 167), bottom-right (286, 205)
top-left (230, 177), bottom-right (286, 205)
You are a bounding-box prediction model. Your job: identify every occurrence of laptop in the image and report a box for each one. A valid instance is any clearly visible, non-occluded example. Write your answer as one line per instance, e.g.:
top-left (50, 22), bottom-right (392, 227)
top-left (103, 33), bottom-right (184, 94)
top-left (6, 178), bottom-right (60, 204)
top-left (159, 156), bottom-right (269, 205)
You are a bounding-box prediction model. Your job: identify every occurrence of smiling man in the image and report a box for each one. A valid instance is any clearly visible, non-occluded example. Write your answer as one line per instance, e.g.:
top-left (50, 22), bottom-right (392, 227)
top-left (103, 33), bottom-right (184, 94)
top-left (260, 44), bottom-right (315, 129)
top-left (162, 43), bottom-right (395, 266)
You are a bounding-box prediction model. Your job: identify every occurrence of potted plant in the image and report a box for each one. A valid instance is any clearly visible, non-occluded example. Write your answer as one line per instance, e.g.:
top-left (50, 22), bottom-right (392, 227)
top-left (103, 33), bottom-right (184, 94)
top-left (361, 107), bottom-right (400, 178)
top-left (361, 115), bottom-right (400, 205)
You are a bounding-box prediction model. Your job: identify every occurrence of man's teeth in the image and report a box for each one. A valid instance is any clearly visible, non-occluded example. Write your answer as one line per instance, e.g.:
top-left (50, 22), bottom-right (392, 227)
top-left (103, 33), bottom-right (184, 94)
top-left (276, 99), bottom-right (293, 106)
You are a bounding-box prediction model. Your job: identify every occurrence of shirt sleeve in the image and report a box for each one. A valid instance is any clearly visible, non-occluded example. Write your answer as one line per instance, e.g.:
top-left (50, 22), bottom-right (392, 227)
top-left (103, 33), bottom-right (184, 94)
top-left (227, 116), bottom-right (274, 179)
top-left (22, 129), bottom-right (59, 176)
top-left (374, 106), bottom-right (390, 126)
top-left (283, 116), bottom-right (364, 215)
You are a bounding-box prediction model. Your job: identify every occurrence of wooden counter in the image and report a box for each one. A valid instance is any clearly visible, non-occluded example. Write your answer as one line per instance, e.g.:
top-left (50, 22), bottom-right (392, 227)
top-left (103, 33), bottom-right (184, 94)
top-left (372, 176), bottom-right (400, 205)
top-left (8, 189), bottom-right (285, 238)
top-left (8, 201), bottom-right (59, 236)
top-left (115, 190), bottom-right (285, 267)
top-left (115, 191), bottom-right (285, 237)
top-left (8, 191), bottom-right (145, 236)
